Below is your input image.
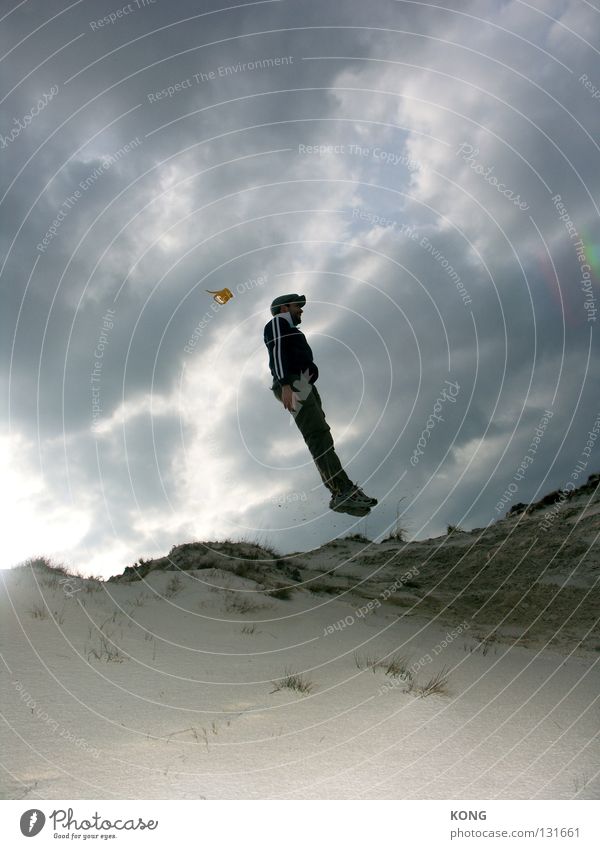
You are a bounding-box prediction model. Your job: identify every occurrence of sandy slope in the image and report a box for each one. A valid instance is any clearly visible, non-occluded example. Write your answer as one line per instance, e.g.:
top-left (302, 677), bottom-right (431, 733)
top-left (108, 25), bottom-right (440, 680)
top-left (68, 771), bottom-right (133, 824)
top-left (1, 478), bottom-right (598, 799)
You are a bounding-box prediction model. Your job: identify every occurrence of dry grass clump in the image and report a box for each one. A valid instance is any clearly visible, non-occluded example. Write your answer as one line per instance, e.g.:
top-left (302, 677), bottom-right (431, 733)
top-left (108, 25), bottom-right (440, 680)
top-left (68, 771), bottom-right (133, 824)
top-left (86, 619), bottom-right (126, 663)
top-left (270, 668), bottom-right (314, 695)
top-left (164, 575), bottom-right (183, 598)
top-left (383, 654), bottom-right (413, 680)
top-left (224, 594), bottom-right (271, 614)
top-left (232, 562), bottom-right (263, 582)
top-left (355, 652), bottom-right (451, 697)
top-left (381, 526), bottom-right (407, 543)
top-left (344, 533), bottom-right (372, 544)
top-left (308, 582), bottom-right (345, 596)
top-left (354, 651), bottom-right (413, 682)
top-left (18, 556), bottom-right (72, 576)
top-left (15, 557), bottom-right (104, 595)
top-left (28, 603), bottom-right (48, 620)
top-left (87, 635), bottom-right (126, 663)
top-left (264, 586), bottom-right (294, 600)
top-left (416, 666), bottom-right (451, 698)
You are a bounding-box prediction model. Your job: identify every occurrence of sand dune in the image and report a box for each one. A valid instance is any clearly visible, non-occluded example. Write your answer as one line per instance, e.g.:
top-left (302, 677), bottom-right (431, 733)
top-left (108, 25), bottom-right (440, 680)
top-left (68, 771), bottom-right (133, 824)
top-left (1, 477), bottom-right (598, 799)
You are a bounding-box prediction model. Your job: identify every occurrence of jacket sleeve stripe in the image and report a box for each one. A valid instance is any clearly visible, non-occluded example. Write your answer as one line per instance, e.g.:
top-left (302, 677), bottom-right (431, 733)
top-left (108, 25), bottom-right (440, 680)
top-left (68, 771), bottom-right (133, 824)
top-left (272, 316), bottom-right (284, 379)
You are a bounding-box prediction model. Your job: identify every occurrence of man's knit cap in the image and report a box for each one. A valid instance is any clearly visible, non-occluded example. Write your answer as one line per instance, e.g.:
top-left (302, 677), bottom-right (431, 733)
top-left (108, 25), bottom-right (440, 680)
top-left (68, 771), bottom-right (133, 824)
top-left (270, 293), bottom-right (306, 315)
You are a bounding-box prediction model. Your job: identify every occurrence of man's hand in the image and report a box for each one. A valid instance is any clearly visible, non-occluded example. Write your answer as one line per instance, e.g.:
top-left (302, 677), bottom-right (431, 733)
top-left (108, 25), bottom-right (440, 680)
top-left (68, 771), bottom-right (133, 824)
top-left (281, 384), bottom-right (297, 412)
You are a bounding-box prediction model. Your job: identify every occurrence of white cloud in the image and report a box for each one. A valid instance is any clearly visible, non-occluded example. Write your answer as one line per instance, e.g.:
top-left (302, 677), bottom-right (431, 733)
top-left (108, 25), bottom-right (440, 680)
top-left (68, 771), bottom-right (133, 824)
top-left (0, 433), bottom-right (90, 567)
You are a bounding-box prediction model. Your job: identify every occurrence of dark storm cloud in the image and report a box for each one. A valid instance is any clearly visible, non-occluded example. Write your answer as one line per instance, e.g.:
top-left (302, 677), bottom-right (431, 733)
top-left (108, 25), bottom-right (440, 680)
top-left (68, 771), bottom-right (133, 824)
top-left (1, 0), bottom-right (599, 573)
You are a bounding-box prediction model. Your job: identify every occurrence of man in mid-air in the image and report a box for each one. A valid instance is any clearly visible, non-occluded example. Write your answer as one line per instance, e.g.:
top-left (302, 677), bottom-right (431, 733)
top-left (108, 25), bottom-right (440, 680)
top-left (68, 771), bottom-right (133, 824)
top-left (264, 293), bottom-right (377, 516)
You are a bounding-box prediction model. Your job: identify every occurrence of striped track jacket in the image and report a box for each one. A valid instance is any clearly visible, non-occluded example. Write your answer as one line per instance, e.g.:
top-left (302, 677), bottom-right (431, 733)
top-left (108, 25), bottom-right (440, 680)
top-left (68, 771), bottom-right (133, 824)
top-left (263, 314), bottom-right (319, 389)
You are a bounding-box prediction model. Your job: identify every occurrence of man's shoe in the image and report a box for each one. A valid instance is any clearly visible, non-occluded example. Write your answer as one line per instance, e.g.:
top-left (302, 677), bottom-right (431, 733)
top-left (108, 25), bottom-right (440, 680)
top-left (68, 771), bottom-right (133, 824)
top-left (338, 502), bottom-right (372, 517)
top-left (329, 485), bottom-right (377, 515)
top-left (329, 498), bottom-right (371, 517)
top-left (350, 485), bottom-right (378, 507)
top-left (330, 485), bottom-right (377, 507)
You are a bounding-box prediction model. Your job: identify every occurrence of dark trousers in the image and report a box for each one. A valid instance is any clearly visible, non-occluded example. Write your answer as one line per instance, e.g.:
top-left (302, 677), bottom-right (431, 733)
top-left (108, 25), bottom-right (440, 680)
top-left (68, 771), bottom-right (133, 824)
top-left (272, 382), bottom-right (353, 495)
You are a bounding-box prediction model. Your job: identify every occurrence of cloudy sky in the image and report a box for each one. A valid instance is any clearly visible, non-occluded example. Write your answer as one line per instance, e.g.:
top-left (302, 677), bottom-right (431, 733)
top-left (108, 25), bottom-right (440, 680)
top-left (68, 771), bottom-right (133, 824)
top-left (1, 0), bottom-right (599, 577)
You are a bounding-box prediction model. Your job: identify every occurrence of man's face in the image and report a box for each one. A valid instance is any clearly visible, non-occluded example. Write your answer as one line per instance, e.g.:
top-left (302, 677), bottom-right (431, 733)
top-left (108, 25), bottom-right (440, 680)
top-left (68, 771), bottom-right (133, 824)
top-left (284, 302), bottom-right (303, 325)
